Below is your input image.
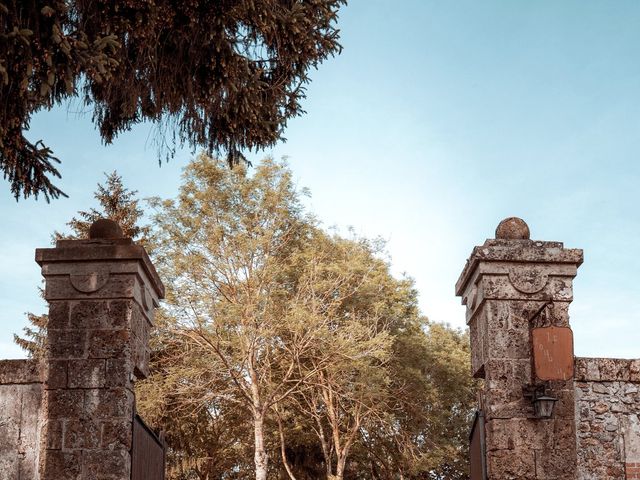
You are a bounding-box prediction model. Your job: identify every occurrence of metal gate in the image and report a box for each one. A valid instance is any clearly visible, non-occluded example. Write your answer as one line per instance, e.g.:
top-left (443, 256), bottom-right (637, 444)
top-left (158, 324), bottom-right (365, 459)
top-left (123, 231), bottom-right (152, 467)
top-left (132, 413), bottom-right (166, 480)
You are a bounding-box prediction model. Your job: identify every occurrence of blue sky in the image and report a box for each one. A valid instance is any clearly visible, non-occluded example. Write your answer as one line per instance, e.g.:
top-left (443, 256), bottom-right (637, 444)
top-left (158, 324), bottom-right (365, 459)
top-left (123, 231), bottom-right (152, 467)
top-left (1, 1), bottom-right (640, 358)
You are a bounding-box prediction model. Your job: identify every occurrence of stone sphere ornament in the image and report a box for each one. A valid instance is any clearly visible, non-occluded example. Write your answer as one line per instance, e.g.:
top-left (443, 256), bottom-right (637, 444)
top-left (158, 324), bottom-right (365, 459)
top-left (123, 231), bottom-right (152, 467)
top-left (88, 218), bottom-right (124, 239)
top-left (495, 217), bottom-right (530, 240)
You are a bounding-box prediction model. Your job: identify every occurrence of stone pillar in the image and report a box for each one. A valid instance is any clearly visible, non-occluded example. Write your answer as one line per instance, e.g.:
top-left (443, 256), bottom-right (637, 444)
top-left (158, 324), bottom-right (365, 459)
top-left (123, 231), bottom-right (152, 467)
top-left (456, 218), bottom-right (583, 480)
top-left (35, 219), bottom-right (164, 480)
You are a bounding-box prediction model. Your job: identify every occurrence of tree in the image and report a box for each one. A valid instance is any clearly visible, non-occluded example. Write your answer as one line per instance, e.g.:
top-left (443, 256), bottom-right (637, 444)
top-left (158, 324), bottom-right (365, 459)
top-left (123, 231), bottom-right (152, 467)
top-left (145, 154), bottom-right (315, 480)
top-left (0, 0), bottom-right (346, 201)
top-left (57, 170), bottom-right (151, 245)
top-left (279, 233), bottom-right (396, 480)
top-left (138, 155), bottom-right (478, 480)
top-left (14, 171), bottom-right (148, 358)
top-left (348, 322), bottom-right (476, 479)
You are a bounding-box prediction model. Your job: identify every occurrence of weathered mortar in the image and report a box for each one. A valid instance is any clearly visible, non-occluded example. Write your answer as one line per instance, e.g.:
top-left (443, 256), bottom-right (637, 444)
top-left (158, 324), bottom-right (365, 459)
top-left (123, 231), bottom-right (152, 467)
top-left (574, 357), bottom-right (640, 480)
top-left (0, 359), bottom-right (44, 480)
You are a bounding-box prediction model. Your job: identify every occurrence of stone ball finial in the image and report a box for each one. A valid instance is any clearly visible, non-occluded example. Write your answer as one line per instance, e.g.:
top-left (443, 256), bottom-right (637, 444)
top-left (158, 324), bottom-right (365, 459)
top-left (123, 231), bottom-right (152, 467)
top-left (88, 218), bottom-right (124, 239)
top-left (495, 217), bottom-right (530, 240)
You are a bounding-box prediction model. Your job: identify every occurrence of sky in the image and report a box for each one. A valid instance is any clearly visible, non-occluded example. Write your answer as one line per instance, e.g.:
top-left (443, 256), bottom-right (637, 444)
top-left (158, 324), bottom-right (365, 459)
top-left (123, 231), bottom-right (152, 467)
top-left (1, 1), bottom-right (640, 359)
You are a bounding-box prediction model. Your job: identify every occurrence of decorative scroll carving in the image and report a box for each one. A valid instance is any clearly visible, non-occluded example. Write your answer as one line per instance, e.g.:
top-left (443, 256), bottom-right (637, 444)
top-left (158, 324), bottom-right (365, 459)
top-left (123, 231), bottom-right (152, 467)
top-left (69, 271), bottom-right (109, 293)
top-left (140, 284), bottom-right (149, 310)
top-left (508, 267), bottom-right (548, 294)
top-left (466, 285), bottom-right (478, 310)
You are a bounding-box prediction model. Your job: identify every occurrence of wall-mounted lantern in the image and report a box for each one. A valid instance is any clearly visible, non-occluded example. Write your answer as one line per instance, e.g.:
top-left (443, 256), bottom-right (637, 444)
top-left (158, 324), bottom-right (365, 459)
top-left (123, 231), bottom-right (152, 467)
top-left (523, 383), bottom-right (558, 419)
top-left (533, 393), bottom-right (557, 419)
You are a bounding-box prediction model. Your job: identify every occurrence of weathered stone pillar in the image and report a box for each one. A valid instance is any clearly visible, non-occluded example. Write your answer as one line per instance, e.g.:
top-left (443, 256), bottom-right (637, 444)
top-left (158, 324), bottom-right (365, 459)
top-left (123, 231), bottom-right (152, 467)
top-left (35, 219), bottom-right (164, 480)
top-left (456, 218), bottom-right (583, 480)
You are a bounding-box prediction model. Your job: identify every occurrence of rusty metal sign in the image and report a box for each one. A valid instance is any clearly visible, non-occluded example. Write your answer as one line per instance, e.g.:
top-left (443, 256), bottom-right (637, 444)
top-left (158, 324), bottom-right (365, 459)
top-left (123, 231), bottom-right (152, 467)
top-left (532, 326), bottom-right (574, 381)
top-left (132, 414), bottom-right (166, 480)
top-left (469, 411), bottom-right (487, 480)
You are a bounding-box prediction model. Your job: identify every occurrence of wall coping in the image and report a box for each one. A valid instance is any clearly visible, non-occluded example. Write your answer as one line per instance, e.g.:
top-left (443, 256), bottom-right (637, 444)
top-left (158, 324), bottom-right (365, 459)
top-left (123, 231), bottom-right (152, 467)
top-left (575, 357), bottom-right (640, 382)
top-left (0, 359), bottom-right (43, 384)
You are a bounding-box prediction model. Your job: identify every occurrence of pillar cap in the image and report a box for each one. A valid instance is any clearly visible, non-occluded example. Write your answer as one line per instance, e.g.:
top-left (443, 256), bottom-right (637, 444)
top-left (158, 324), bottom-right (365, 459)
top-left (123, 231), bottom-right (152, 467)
top-left (455, 238), bottom-right (583, 297)
top-left (35, 238), bottom-right (164, 299)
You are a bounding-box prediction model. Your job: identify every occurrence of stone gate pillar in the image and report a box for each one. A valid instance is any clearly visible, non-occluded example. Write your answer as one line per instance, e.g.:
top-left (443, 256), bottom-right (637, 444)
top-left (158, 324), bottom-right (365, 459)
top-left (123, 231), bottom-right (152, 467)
top-left (456, 218), bottom-right (583, 480)
top-left (35, 219), bottom-right (164, 480)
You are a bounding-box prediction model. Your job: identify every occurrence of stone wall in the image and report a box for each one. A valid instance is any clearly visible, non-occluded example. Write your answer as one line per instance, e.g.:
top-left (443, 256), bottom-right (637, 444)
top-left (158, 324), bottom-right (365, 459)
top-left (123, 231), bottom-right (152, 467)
top-left (0, 359), bottom-right (44, 480)
top-left (574, 357), bottom-right (640, 480)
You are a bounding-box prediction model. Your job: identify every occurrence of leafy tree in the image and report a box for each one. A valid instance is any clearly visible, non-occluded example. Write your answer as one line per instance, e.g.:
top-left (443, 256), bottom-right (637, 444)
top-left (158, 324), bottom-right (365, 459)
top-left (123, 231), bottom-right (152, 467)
top-left (280, 233), bottom-right (395, 480)
top-left (143, 154), bottom-right (314, 480)
top-left (0, 0), bottom-right (346, 201)
top-left (138, 155), bottom-right (477, 480)
top-left (14, 171), bottom-right (148, 358)
top-left (348, 322), bottom-right (476, 480)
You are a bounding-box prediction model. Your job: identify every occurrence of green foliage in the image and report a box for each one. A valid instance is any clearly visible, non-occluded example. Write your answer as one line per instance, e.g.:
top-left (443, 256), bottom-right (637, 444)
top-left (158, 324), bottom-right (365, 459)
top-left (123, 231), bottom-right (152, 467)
top-left (141, 154), bottom-right (313, 480)
top-left (13, 310), bottom-right (48, 360)
top-left (0, 0), bottom-right (345, 200)
top-left (138, 155), bottom-right (477, 480)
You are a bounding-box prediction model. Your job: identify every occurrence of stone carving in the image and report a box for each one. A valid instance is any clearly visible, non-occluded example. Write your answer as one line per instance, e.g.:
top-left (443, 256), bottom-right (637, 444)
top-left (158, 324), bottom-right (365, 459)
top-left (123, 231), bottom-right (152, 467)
top-left (139, 283), bottom-right (150, 311)
top-left (508, 266), bottom-right (548, 294)
top-left (88, 218), bottom-right (124, 239)
top-left (466, 284), bottom-right (478, 311)
top-left (70, 271), bottom-right (110, 293)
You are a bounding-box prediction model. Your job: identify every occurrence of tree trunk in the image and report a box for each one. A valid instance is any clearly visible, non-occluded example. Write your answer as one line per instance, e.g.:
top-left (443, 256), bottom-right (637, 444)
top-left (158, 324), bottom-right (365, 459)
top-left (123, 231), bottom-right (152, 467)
top-left (254, 412), bottom-right (268, 480)
top-left (276, 407), bottom-right (297, 480)
top-left (335, 455), bottom-right (347, 480)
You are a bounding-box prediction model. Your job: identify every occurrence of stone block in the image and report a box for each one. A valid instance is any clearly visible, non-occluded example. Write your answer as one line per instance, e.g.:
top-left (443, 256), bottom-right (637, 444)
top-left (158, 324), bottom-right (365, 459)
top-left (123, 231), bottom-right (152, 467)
top-left (488, 448), bottom-right (536, 479)
top-left (18, 448), bottom-right (39, 479)
top-left (45, 274), bottom-right (138, 301)
top-left (47, 329), bottom-right (87, 359)
top-left (88, 329), bottom-right (131, 359)
top-left (105, 358), bottom-right (131, 388)
top-left (82, 449), bottom-right (131, 478)
top-left (101, 419), bottom-right (133, 450)
top-left (598, 359), bottom-right (631, 381)
top-left (67, 359), bottom-right (106, 388)
top-left (535, 446), bottom-right (577, 479)
top-left (63, 417), bottom-right (101, 449)
top-left (45, 419), bottom-right (63, 449)
top-left (489, 325), bottom-right (531, 360)
top-left (43, 450), bottom-right (82, 479)
top-left (84, 387), bottom-right (134, 419)
top-left (69, 300), bottom-right (109, 329)
top-left (0, 359), bottom-right (42, 384)
top-left (46, 360), bottom-right (67, 389)
top-left (46, 389), bottom-right (84, 418)
top-left (630, 360), bottom-right (640, 382)
top-left (0, 454), bottom-right (18, 479)
top-left (108, 300), bottom-right (133, 329)
top-left (48, 301), bottom-right (70, 329)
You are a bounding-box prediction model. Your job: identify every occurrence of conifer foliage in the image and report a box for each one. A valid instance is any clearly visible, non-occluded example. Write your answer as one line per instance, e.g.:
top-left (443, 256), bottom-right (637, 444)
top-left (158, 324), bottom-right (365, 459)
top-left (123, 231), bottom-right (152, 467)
top-left (0, 0), bottom-right (346, 200)
top-left (58, 170), bottom-right (150, 245)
